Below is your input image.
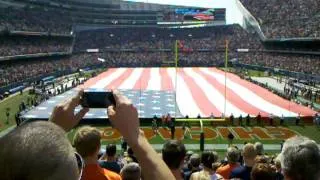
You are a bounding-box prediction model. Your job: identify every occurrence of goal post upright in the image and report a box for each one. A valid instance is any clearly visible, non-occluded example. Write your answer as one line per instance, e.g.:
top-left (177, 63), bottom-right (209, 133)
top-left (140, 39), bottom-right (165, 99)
top-left (224, 40), bottom-right (229, 119)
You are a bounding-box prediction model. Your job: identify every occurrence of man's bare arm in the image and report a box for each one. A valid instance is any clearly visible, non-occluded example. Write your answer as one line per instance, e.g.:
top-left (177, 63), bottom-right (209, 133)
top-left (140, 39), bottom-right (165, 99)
top-left (107, 90), bottom-right (175, 180)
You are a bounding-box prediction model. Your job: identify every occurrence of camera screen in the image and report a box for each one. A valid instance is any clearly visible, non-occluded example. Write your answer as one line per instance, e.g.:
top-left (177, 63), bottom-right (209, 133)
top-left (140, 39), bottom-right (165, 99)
top-left (81, 90), bottom-right (115, 108)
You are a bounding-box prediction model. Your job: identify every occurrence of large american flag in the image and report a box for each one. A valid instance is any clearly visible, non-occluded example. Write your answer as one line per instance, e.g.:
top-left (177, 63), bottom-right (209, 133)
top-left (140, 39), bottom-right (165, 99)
top-left (80, 67), bottom-right (316, 118)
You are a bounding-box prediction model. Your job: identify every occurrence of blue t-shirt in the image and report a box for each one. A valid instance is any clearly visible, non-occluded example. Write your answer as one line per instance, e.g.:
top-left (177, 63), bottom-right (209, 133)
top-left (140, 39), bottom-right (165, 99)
top-left (99, 160), bottom-right (121, 174)
top-left (230, 165), bottom-right (252, 180)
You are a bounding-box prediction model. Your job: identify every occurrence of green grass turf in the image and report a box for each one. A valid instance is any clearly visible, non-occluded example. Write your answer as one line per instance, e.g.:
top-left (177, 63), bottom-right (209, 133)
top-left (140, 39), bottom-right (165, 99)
top-left (0, 92), bottom-right (35, 131)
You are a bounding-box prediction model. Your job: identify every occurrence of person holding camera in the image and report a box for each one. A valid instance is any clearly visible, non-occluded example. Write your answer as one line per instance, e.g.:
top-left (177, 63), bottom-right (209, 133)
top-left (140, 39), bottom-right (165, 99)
top-left (0, 89), bottom-right (175, 180)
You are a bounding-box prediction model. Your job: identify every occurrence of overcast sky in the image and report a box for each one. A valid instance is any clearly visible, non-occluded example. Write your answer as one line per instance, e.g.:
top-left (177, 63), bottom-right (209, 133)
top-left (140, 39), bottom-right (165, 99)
top-left (126, 0), bottom-right (243, 24)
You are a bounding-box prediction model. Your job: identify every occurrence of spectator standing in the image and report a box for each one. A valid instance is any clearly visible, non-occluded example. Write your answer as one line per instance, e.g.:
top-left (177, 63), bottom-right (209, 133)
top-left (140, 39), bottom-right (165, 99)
top-left (99, 144), bottom-right (121, 173)
top-left (216, 147), bottom-right (240, 179)
top-left (315, 113), bottom-right (320, 128)
top-left (256, 112), bottom-right (262, 126)
top-left (190, 151), bottom-right (223, 180)
top-left (73, 126), bottom-right (122, 180)
top-left (230, 113), bottom-right (234, 125)
top-left (254, 142), bottom-right (264, 156)
top-left (246, 114), bottom-right (250, 126)
top-left (169, 120), bottom-right (176, 139)
top-left (127, 148), bottom-right (138, 163)
top-left (274, 158), bottom-right (284, 180)
top-left (227, 132), bottom-right (235, 146)
top-left (279, 136), bottom-right (320, 180)
top-left (183, 153), bottom-right (201, 180)
top-left (162, 140), bottom-right (186, 180)
top-left (120, 162), bottom-right (141, 180)
top-left (230, 143), bottom-right (257, 180)
top-left (269, 114), bottom-right (274, 126)
top-left (152, 118), bottom-right (159, 135)
top-left (120, 137), bottom-right (128, 154)
top-left (296, 113), bottom-right (301, 126)
top-left (251, 162), bottom-right (275, 180)
top-left (239, 115), bottom-right (243, 126)
top-left (280, 114), bottom-right (284, 126)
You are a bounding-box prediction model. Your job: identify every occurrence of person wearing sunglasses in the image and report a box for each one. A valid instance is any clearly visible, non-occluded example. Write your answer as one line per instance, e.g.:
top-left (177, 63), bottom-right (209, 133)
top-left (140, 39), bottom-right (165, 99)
top-left (0, 89), bottom-right (175, 180)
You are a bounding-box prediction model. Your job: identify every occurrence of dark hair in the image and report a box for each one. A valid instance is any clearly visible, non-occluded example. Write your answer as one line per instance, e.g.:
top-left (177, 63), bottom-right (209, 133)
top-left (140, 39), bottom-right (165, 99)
top-left (201, 151), bottom-right (218, 169)
top-left (189, 153), bottom-right (201, 168)
top-left (128, 147), bottom-right (134, 155)
top-left (106, 144), bottom-right (117, 157)
top-left (162, 140), bottom-right (186, 169)
top-left (251, 163), bottom-right (275, 180)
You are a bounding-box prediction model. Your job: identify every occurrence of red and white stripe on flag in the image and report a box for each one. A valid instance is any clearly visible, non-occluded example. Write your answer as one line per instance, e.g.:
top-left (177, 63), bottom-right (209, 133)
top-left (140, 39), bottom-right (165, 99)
top-left (81, 67), bottom-right (316, 118)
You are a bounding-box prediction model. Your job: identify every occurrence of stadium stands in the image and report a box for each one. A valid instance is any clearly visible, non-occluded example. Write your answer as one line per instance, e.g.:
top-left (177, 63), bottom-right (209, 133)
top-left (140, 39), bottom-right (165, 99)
top-left (1, 1), bottom-right (320, 180)
top-left (0, 7), bottom-right (72, 34)
top-left (0, 35), bottom-right (72, 57)
top-left (238, 53), bottom-right (320, 75)
top-left (239, 0), bottom-right (320, 38)
top-left (74, 25), bottom-right (262, 51)
top-left (1, 25), bottom-right (319, 88)
top-left (0, 54), bottom-right (103, 87)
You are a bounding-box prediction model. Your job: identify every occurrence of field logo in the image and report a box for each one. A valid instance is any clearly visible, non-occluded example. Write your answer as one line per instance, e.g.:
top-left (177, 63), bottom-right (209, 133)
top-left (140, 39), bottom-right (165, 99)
top-left (101, 127), bottom-right (298, 141)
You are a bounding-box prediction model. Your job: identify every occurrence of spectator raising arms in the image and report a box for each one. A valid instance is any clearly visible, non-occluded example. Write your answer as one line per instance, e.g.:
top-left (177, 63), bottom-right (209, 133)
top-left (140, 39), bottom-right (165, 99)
top-left (99, 144), bottom-right (122, 174)
top-left (0, 89), bottom-right (175, 180)
top-left (107, 90), bottom-right (175, 180)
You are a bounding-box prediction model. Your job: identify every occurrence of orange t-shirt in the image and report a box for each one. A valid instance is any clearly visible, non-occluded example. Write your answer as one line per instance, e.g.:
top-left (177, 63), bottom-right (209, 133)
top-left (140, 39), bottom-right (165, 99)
top-left (81, 164), bottom-right (122, 180)
top-left (216, 163), bottom-right (239, 179)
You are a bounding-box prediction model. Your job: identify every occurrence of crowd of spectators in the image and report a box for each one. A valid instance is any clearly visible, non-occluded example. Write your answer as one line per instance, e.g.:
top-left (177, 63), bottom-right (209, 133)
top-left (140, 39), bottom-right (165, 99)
top-left (0, 7), bottom-right (72, 34)
top-left (0, 36), bottom-right (72, 57)
top-left (93, 52), bottom-right (227, 67)
top-left (238, 53), bottom-right (320, 75)
top-left (261, 17), bottom-right (320, 38)
top-left (74, 24), bottom-right (262, 52)
top-left (94, 51), bottom-right (320, 76)
top-left (239, 0), bottom-right (320, 38)
top-left (179, 52), bottom-right (226, 67)
top-left (1, 50), bottom-right (319, 88)
top-left (1, 90), bottom-right (320, 180)
top-left (0, 54), bottom-right (102, 87)
top-left (91, 52), bottom-right (171, 67)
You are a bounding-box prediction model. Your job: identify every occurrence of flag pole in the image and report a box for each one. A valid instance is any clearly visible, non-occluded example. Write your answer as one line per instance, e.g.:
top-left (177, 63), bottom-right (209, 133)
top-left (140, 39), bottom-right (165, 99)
top-left (224, 40), bottom-right (229, 119)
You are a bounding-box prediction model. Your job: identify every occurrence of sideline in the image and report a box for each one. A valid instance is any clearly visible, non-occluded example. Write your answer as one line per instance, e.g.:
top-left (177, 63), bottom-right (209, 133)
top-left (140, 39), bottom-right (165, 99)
top-left (0, 87), bottom-right (31, 104)
top-left (0, 126), bottom-right (15, 137)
